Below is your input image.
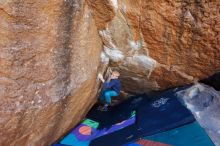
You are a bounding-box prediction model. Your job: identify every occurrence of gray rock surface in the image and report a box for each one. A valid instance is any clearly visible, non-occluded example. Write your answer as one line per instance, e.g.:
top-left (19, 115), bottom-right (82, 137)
top-left (177, 83), bottom-right (220, 146)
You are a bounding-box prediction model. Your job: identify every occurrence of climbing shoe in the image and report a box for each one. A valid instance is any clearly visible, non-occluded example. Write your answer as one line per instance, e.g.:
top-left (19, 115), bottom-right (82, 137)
top-left (99, 104), bottom-right (109, 111)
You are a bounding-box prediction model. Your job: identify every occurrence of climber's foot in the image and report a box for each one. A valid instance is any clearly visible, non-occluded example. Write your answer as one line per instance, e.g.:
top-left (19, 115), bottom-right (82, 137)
top-left (97, 104), bottom-right (109, 111)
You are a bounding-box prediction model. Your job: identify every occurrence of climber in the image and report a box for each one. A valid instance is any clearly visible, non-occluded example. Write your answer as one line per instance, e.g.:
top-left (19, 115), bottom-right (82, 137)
top-left (98, 70), bottom-right (121, 111)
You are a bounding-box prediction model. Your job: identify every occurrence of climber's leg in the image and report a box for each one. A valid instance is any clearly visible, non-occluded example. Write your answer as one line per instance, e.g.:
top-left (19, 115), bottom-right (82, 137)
top-left (104, 90), bottom-right (119, 105)
top-left (99, 90), bottom-right (118, 111)
top-left (99, 89), bottom-right (108, 102)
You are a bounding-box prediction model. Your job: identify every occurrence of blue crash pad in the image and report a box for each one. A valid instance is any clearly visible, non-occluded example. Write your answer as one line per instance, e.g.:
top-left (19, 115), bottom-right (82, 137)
top-left (90, 89), bottom-right (195, 146)
top-left (145, 121), bottom-right (214, 146)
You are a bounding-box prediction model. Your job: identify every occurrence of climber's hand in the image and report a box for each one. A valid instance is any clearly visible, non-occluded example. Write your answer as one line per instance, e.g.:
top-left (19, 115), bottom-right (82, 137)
top-left (98, 73), bottom-right (105, 83)
top-left (98, 73), bottom-right (103, 79)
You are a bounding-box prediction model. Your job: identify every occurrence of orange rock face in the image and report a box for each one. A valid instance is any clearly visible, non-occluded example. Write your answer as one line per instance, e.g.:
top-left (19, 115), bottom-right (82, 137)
top-left (141, 1), bottom-right (220, 89)
top-left (90, 0), bottom-right (220, 93)
top-left (0, 0), bottom-right (220, 145)
top-left (0, 0), bottom-right (102, 145)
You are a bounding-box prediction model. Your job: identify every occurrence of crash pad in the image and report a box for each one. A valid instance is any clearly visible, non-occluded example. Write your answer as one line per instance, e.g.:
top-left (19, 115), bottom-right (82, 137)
top-left (145, 122), bottom-right (214, 146)
top-left (54, 111), bottom-right (136, 146)
top-left (53, 88), bottom-right (199, 146)
top-left (126, 139), bottom-right (170, 146)
top-left (90, 90), bottom-right (195, 146)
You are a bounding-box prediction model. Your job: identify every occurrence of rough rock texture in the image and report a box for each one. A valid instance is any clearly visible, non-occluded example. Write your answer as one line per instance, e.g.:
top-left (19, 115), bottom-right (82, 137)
top-left (0, 0), bottom-right (220, 145)
top-left (89, 0), bottom-right (220, 93)
top-left (177, 83), bottom-right (220, 146)
top-left (0, 0), bottom-right (102, 145)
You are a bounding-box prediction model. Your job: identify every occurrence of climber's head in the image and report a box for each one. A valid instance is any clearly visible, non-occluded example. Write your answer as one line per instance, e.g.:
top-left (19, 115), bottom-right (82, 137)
top-left (111, 71), bottom-right (120, 79)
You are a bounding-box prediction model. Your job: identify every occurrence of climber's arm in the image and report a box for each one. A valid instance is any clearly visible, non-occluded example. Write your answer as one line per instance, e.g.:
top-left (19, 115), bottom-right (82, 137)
top-left (103, 80), bottom-right (115, 89)
top-left (98, 73), bottom-right (105, 83)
